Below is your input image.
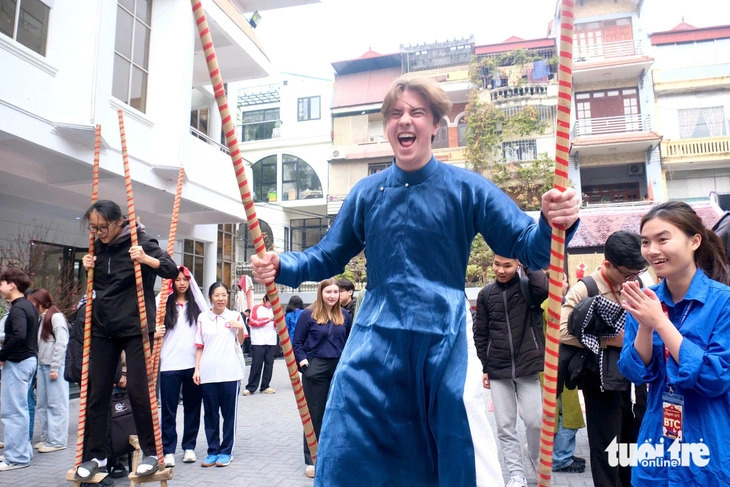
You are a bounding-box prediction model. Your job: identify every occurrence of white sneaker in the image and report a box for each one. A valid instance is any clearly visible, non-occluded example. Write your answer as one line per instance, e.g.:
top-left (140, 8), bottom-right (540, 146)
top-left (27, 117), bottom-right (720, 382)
top-left (33, 442), bottom-right (45, 449)
top-left (506, 476), bottom-right (527, 487)
top-left (305, 465), bottom-right (315, 478)
top-left (0, 460), bottom-right (29, 471)
top-left (163, 453), bottom-right (175, 468)
top-left (183, 450), bottom-right (196, 463)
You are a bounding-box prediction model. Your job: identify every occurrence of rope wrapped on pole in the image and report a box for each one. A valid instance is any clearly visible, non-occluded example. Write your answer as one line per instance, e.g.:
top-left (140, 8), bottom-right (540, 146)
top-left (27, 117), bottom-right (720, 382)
top-left (190, 0), bottom-right (319, 462)
top-left (538, 1), bottom-right (575, 486)
top-left (117, 110), bottom-right (165, 467)
top-left (151, 168), bottom-right (186, 387)
top-left (74, 125), bottom-right (102, 467)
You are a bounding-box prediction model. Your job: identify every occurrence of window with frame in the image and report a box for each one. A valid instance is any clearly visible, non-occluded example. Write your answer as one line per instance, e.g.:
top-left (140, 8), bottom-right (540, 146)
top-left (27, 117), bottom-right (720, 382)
top-left (0, 0), bottom-right (50, 56)
top-left (289, 217), bottom-right (332, 252)
top-left (502, 140), bottom-right (537, 162)
top-left (183, 239), bottom-right (205, 288)
top-left (432, 119), bottom-right (449, 149)
top-left (297, 96), bottom-right (321, 121)
top-left (368, 162), bottom-right (391, 175)
top-left (112, 0), bottom-right (151, 113)
top-left (241, 108), bottom-right (280, 141)
top-left (252, 155), bottom-right (277, 202)
top-left (190, 108), bottom-right (208, 135)
top-left (282, 154), bottom-right (322, 201)
top-left (217, 224), bottom-right (234, 294)
top-left (678, 107), bottom-right (726, 139)
top-left (457, 117), bottom-right (468, 147)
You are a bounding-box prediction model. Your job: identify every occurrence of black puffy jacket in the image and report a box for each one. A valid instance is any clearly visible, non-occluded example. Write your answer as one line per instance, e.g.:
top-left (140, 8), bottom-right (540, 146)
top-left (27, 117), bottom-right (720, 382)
top-left (473, 267), bottom-right (548, 379)
top-left (91, 222), bottom-right (178, 337)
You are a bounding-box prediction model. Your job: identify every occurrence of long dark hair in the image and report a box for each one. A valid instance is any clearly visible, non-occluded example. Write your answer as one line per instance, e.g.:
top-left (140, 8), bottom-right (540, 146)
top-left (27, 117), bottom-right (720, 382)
top-left (28, 288), bottom-right (62, 341)
top-left (640, 202), bottom-right (730, 285)
top-left (164, 268), bottom-right (201, 329)
top-left (286, 295), bottom-right (304, 314)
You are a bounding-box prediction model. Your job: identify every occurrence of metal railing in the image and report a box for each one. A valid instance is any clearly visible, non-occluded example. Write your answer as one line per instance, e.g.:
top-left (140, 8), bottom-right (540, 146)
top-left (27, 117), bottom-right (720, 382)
top-left (574, 39), bottom-right (642, 62)
top-left (572, 113), bottom-right (651, 137)
top-left (189, 127), bottom-right (230, 154)
top-left (661, 136), bottom-right (730, 160)
top-left (489, 83), bottom-right (550, 102)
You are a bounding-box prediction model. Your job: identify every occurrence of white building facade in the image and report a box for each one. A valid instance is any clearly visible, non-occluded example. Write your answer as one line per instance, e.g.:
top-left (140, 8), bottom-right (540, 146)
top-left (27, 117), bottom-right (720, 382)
top-left (0, 0), bottom-right (314, 301)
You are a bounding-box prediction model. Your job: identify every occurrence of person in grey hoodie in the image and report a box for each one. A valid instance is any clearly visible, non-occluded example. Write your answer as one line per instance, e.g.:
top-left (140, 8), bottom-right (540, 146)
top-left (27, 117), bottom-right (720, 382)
top-left (28, 288), bottom-right (69, 453)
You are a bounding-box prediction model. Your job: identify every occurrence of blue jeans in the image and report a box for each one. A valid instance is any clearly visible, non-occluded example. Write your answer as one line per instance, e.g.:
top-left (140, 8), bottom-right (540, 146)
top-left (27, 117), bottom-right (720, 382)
top-left (35, 364), bottom-right (69, 448)
top-left (552, 398), bottom-right (579, 469)
top-left (28, 368), bottom-right (36, 440)
top-left (160, 368), bottom-right (202, 454)
top-left (1, 357), bottom-right (37, 464)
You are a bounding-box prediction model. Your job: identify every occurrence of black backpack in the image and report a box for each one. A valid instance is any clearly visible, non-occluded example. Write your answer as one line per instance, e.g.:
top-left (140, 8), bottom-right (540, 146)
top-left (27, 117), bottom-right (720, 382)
top-left (559, 276), bottom-right (629, 392)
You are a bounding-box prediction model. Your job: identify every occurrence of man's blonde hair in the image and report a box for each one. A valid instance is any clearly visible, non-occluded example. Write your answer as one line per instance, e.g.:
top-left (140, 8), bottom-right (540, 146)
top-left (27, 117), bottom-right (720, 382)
top-left (381, 75), bottom-right (453, 130)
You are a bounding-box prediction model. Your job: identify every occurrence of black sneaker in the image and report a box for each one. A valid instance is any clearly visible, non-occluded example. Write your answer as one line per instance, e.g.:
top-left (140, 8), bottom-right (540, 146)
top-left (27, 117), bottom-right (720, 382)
top-left (571, 455), bottom-right (586, 465)
top-left (552, 461), bottom-right (586, 473)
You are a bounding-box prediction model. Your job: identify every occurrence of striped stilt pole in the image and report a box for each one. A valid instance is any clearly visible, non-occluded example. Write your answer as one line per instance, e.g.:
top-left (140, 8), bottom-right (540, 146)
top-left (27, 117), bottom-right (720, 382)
top-left (538, 1), bottom-right (575, 486)
top-left (190, 0), bottom-right (319, 462)
top-left (74, 125), bottom-right (102, 467)
top-left (151, 168), bottom-right (186, 386)
top-left (117, 110), bottom-right (165, 467)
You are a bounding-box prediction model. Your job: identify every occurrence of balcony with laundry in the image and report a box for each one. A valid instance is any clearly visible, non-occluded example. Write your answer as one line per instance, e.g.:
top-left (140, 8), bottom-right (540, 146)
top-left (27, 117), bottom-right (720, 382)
top-left (474, 37), bottom-right (557, 104)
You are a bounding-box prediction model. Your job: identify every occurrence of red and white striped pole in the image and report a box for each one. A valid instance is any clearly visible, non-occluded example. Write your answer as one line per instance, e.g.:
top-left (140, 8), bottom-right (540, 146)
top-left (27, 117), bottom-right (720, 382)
top-left (74, 125), bottom-right (102, 467)
top-left (118, 110), bottom-right (165, 467)
top-left (190, 1), bottom-right (319, 462)
top-left (538, 1), bottom-right (575, 486)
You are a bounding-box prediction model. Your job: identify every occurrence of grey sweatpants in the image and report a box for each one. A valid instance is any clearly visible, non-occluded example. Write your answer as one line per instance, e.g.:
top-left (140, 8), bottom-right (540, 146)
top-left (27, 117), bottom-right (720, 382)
top-left (490, 374), bottom-right (542, 478)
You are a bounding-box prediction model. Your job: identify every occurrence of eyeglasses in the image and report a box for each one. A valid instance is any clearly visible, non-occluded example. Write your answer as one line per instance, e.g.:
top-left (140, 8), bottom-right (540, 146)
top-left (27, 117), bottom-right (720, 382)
top-left (87, 219), bottom-right (119, 233)
top-left (619, 269), bottom-right (646, 281)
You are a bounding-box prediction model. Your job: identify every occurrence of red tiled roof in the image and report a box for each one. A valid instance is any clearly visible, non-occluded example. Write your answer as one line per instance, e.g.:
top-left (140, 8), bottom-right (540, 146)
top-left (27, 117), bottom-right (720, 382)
top-left (332, 67), bottom-right (401, 109)
top-left (568, 201), bottom-right (723, 248)
top-left (650, 24), bottom-right (730, 45)
top-left (475, 37), bottom-right (554, 55)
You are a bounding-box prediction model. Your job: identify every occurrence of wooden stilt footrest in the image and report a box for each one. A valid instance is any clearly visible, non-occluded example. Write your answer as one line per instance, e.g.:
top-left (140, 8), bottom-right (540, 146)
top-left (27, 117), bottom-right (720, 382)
top-left (66, 467), bottom-right (108, 485)
top-left (127, 435), bottom-right (173, 486)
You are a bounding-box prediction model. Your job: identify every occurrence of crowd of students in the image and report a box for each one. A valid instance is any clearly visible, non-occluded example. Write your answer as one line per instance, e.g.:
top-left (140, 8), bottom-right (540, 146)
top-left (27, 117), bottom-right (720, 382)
top-left (0, 200), bottom-right (358, 485)
top-left (2, 74), bottom-right (730, 487)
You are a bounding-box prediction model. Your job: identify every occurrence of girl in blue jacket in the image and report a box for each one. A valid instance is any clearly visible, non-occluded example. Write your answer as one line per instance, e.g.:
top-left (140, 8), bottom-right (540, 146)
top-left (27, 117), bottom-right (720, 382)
top-left (618, 201), bottom-right (730, 486)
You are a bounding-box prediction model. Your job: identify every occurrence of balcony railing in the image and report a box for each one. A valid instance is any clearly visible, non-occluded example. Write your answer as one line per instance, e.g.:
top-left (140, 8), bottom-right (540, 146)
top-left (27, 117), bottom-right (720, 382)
top-left (574, 39), bottom-right (642, 63)
top-left (573, 114), bottom-right (652, 137)
top-left (190, 127), bottom-right (229, 154)
top-left (661, 136), bottom-right (730, 162)
top-left (489, 83), bottom-right (550, 102)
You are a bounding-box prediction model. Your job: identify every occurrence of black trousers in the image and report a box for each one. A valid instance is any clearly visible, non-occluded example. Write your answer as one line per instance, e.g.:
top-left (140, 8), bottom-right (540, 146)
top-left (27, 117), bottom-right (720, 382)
top-left (582, 382), bottom-right (634, 487)
top-left (245, 344), bottom-right (277, 392)
top-left (302, 357), bottom-right (339, 465)
top-left (86, 334), bottom-right (156, 460)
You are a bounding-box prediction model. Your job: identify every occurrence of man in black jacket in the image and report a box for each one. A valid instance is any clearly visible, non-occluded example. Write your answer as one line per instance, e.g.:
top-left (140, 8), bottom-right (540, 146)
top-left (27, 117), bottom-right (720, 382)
top-left (0, 267), bottom-right (39, 471)
top-left (474, 256), bottom-right (548, 487)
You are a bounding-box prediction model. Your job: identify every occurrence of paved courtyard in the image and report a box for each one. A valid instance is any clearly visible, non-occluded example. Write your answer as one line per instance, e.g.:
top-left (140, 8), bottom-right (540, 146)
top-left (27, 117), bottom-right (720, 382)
top-left (1, 359), bottom-right (595, 486)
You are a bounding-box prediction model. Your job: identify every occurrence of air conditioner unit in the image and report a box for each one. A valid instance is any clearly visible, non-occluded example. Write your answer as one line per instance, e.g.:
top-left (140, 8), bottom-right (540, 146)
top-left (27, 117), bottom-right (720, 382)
top-left (628, 163), bottom-right (644, 176)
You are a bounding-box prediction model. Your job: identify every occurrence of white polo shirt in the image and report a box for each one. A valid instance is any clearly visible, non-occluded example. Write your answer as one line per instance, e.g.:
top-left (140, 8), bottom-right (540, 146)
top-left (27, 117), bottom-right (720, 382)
top-left (195, 308), bottom-right (245, 384)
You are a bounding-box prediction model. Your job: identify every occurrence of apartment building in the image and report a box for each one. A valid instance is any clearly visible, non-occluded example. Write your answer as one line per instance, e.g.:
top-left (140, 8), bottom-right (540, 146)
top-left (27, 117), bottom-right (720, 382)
top-left (0, 0), bottom-right (315, 301)
top-left (649, 22), bottom-right (730, 204)
top-left (565, 0), bottom-right (662, 205)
